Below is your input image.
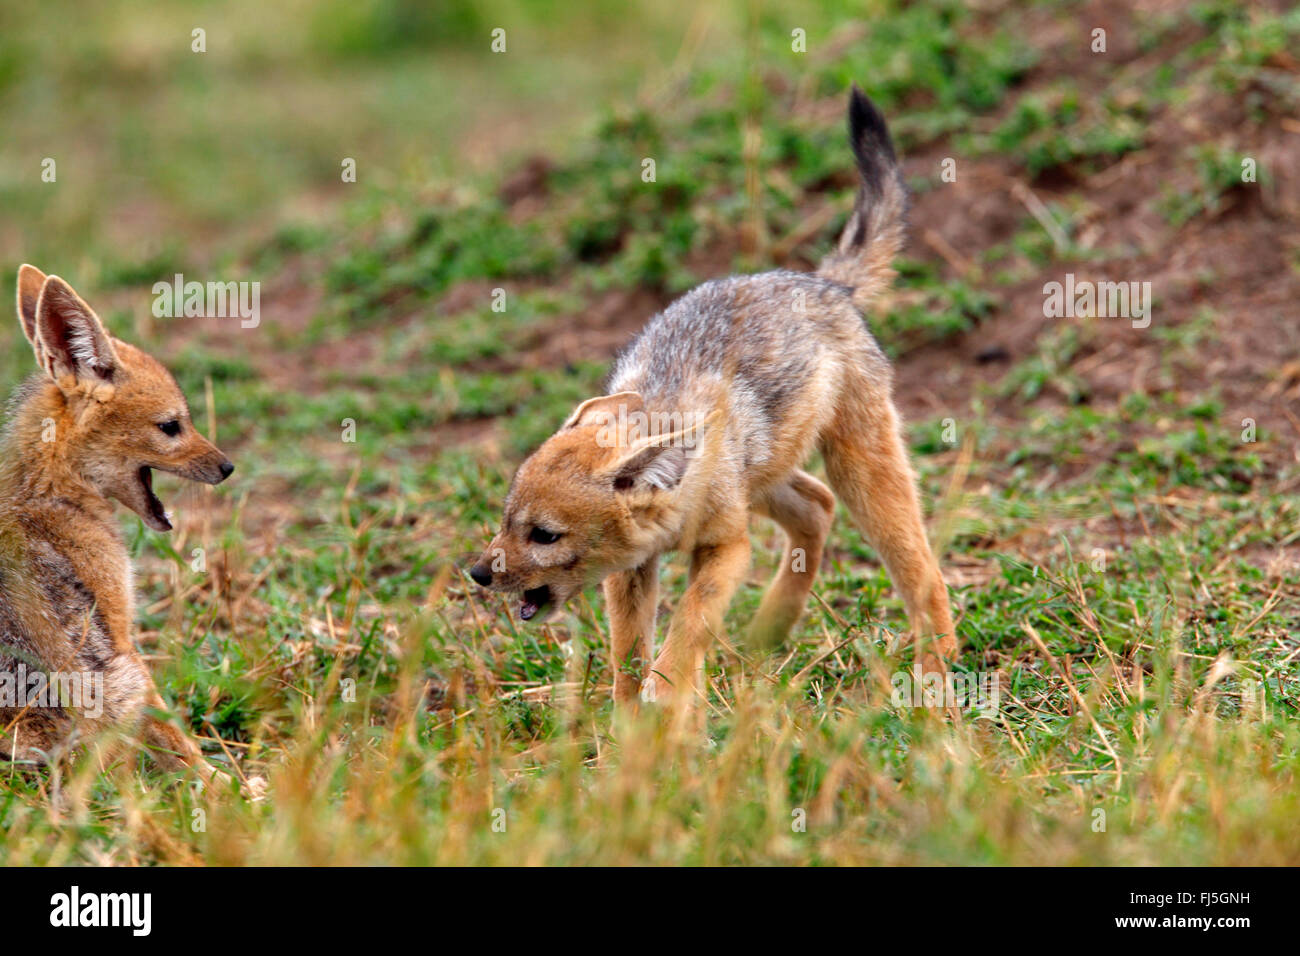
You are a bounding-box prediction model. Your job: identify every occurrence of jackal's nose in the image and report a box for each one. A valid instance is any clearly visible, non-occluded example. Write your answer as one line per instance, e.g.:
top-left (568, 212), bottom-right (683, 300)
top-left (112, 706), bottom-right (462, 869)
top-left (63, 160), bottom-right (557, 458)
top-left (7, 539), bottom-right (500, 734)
top-left (469, 563), bottom-right (492, 587)
top-left (218, 460), bottom-right (234, 481)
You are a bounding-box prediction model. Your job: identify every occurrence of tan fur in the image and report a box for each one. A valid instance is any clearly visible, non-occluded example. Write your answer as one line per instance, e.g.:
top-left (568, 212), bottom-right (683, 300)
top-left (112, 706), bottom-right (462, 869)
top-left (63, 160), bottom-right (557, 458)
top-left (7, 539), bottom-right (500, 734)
top-left (470, 90), bottom-right (956, 713)
top-left (0, 266), bottom-right (257, 795)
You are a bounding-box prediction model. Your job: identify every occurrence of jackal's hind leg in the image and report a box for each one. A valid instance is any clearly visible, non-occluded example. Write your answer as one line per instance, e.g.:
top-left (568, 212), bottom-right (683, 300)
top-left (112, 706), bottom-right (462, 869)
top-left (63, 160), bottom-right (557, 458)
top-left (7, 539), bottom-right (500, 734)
top-left (820, 384), bottom-right (956, 664)
top-left (747, 470), bottom-right (835, 650)
top-left (0, 707), bottom-right (68, 765)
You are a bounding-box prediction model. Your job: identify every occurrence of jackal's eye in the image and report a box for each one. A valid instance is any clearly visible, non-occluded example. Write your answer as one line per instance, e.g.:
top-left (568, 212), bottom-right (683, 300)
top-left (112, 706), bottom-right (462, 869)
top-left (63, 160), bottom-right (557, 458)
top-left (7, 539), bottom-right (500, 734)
top-left (158, 420), bottom-right (182, 437)
top-left (529, 527), bottom-right (562, 545)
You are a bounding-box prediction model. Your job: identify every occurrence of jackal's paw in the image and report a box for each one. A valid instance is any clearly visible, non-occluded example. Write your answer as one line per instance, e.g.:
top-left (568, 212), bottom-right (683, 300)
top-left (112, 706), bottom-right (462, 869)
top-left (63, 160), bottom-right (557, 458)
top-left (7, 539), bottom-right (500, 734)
top-left (200, 767), bottom-right (267, 801)
top-left (745, 616), bottom-right (796, 652)
top-left (638, 673), bottom-right (670, 706)
top-left (241, 775), bottom-right (269, 802)
top-left (638, 669), bottom-right (698, 714)
top-left (202, 768), bottom-right (236, 794)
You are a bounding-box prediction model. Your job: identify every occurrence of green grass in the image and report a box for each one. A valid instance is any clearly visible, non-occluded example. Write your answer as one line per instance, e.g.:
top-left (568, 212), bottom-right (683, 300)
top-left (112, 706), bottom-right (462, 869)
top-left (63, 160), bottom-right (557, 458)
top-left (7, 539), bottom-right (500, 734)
top-left (2, 0), bottom-right (1298, 865)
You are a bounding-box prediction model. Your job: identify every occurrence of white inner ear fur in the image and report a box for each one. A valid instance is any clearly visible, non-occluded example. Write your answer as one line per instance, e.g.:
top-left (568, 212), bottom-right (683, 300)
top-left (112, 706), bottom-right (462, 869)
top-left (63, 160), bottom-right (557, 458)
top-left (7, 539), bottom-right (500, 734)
top-left (64, 320), bottom-right (101, 366)
top-left (35, 278), bottom-right (118, 384)
top-left (613, 413), bottom-right (713, 492)
top-left (626, 443), bottom-right (691, 490)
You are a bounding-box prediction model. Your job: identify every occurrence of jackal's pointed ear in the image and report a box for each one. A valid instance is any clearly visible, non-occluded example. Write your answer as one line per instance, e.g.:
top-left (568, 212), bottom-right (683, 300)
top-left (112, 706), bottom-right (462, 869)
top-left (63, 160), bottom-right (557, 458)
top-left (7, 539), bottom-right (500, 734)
top-left (33, 276), bottom-right (119, 387)
top-left (563, 391), bottom-right (644, 430)
top-left (607, 412), bottom-right (714, 493)
top-left (16, 264), bottom-right (47, 349)
top-left (610, 440), bottom-right (691, 492)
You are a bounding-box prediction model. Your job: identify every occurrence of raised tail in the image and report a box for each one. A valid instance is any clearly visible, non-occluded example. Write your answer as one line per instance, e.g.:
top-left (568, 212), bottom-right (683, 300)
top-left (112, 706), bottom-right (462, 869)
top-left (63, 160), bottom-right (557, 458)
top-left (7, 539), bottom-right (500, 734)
top-left (817, 86), bottom-right (908, 312)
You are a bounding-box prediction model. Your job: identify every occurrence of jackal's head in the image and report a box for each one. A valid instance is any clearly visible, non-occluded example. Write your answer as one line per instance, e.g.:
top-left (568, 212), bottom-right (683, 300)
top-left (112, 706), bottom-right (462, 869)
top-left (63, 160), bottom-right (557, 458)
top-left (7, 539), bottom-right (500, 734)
top-left (14, 265), bottom-right (234, 532)
top-left (469, 392), bottom-right (707, 623)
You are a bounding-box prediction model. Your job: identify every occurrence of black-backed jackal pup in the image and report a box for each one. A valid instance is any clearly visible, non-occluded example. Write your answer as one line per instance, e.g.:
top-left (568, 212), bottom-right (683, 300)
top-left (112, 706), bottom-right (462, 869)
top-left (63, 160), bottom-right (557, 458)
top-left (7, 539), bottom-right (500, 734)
top-left (0, 266), bottom-right (258, 794)
top-left (471, 88), bottom-right (956, 710)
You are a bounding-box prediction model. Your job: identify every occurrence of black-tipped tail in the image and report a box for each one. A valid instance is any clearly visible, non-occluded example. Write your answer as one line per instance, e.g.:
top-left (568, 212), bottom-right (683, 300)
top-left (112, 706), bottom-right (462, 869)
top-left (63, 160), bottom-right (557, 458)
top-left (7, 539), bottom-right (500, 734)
top-left (818, 86), bottom-right (908, 310)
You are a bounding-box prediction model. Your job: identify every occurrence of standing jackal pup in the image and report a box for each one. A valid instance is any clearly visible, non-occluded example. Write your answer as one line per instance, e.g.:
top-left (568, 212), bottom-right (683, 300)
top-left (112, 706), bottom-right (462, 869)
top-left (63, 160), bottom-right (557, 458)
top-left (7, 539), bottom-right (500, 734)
top-left (0, 265), bottom-right (252, 791)
top-left (471, 88), bottom-right (956, 707)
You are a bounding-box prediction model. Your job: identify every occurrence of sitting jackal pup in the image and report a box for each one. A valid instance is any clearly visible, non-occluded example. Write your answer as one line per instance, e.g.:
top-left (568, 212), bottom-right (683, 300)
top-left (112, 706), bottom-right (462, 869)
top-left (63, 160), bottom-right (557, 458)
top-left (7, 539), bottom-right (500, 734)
top-left (471, 88), bottom-right (956, 706)
top-left (0, 265), bottom-right (246, 789)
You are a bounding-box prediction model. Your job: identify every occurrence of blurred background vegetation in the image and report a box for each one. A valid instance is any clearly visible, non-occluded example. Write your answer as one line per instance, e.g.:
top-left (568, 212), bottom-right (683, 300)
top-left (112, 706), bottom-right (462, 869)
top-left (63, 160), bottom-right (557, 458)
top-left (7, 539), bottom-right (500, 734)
top-left (0, 0), bottom-right (777, 270)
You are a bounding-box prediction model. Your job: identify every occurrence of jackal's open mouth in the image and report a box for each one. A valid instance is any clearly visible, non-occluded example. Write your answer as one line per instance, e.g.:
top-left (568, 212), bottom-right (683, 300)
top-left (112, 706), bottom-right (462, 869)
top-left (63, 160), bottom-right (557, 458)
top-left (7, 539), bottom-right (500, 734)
top-left (138, 466), bottom-right (172, 532)
top-left (519, 585), bottom-right (552, 621)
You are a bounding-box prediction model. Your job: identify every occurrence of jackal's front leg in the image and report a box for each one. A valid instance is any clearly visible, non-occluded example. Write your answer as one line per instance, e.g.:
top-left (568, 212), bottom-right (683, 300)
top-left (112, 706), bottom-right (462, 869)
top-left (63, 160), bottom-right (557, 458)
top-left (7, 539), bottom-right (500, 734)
top-left (141, 688), bottom-right (266, 800)
top-left (141, 696), bottom-right (207, 772)
top-left (603, 556), bottom-right (659, 705)
top-left (646, 534), bottom-right (751, 708)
